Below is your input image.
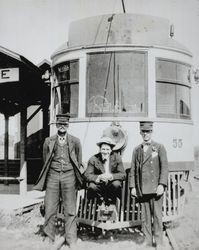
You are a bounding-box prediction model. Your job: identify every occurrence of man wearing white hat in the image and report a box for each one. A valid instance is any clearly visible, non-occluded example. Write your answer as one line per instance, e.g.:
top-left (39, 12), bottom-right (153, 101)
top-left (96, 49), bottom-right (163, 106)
top-left (84, 136), bottom-right (126, 205)
top-left (129, 121), bottom-right (168, 250)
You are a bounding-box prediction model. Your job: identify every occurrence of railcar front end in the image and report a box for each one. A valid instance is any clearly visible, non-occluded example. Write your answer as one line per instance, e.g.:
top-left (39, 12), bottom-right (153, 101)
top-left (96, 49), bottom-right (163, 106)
top-left (51, 14), bottom-right (194, 224)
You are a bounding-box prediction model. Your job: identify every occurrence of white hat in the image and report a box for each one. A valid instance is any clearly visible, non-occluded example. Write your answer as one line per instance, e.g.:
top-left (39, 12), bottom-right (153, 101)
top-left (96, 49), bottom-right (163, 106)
top-left (96, 136), bottom-right (116, 148)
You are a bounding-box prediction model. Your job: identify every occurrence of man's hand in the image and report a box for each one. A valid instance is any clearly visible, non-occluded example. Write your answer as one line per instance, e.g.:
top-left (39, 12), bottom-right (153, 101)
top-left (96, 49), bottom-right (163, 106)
top-left (101, 173), bottom-right (113, 182)
top-left (131, 188), bottom-right (137, 197)
top-left (95, 175), bottom-right (102, 183)
top-left (156, 184), bottom-right (164, 196)
top-left (96, 173), bottom-right (113, 183)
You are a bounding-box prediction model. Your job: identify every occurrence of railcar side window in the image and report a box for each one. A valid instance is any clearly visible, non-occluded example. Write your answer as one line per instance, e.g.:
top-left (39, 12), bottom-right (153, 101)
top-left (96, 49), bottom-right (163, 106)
top-left (52, 60), bottom-right (79, 118)
top-left (86, 52), bottom-right (147, 117)
top-left (156, 59), bottom-right (191, 119)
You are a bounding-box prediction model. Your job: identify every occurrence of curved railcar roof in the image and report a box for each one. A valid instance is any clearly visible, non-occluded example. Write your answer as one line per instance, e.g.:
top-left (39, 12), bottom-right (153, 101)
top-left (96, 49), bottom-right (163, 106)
top-left (52, 13), bottom-right (191, 58)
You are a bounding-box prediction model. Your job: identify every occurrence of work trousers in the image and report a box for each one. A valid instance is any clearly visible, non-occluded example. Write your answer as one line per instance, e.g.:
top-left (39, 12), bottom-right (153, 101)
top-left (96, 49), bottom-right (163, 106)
top-left (43, 168), bottom-right (77, 245)
top-left (141, 194), bottom-right (163, 246)
top-left (87, 180), bottom-right (122, 203)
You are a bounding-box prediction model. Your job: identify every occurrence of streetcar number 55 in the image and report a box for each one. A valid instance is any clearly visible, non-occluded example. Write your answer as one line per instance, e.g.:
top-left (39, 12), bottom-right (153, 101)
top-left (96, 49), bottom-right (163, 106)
top-left (172, 139), bottom-right (183, 148)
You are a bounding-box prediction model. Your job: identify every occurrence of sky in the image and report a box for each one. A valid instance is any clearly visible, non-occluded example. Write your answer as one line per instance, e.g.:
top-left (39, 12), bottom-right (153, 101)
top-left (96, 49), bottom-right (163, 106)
top-left (0, 0), bottom-right (199, 143)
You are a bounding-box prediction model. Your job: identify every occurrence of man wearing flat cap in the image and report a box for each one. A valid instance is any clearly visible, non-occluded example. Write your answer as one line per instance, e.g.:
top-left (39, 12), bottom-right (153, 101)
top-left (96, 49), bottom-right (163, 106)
top-left (84, 136), bottom-right (126, 205)
top-left (34, 113), bottom-right (83, 248)
top-left (129, 121), bottom-right (168, 249)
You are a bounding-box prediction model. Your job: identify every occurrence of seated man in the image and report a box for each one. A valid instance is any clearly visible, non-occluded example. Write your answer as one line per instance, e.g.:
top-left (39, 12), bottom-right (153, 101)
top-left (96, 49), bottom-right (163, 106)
top-left (84, 136), bottom-right (126, 205)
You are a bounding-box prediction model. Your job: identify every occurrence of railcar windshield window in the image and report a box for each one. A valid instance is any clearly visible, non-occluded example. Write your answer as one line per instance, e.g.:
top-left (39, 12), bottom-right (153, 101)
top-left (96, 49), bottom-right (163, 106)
top-left (156, 59), bottom-right (191, 119)
top-left (52, 60), bottom-right (79, 118)
top-left (86, 52), bottom-right (147, 117)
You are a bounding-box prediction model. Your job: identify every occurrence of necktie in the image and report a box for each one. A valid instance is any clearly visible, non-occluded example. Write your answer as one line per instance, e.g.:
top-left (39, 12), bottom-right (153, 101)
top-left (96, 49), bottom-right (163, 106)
top-left (102, 158), bottom-right (107, 164)
top-left (143, 142), bottom-right (151, 146)
top-left (142, 142), bottom-right (151, 153)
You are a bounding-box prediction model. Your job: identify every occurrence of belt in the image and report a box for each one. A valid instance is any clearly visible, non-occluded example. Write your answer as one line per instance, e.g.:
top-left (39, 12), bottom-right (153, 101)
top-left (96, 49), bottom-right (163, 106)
top-left (49, 167), bottom-right (74, 173)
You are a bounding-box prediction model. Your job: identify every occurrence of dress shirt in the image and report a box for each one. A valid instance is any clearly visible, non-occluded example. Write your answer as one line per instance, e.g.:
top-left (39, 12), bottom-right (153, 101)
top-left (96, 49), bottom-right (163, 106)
top-left (142, 140), bottom-right (151, 153)
top-left (103, 158), bottom-right (110, 174)
top-left (58, 135), bottom-right (67, 146)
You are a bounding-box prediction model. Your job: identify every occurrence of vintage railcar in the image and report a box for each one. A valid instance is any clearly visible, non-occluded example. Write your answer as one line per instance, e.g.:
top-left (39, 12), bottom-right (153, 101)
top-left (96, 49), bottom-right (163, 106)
top-left (50, 13), bottom-right (194, 229)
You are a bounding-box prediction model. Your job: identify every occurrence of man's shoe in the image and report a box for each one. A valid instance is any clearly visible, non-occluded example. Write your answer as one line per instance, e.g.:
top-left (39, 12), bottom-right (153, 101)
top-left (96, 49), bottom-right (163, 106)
top-left (43, 236), bottom-right (53, 245)
top-left (105, 198), bottom-right (112, 206)
top-left (139, 241), bottom-right (153, 249)
top-left (98, 197), bottom-right (104, 205)
top-left (155, 244), bottom-right (164, 250)
top-left (51, 236), bottom-right (65, 250)
top-left (135, 234), bottom-right (145, 245)
top-left (61, 246), bottom-right (69, 250)
top-left (69, 242), bottom-right (78, 249)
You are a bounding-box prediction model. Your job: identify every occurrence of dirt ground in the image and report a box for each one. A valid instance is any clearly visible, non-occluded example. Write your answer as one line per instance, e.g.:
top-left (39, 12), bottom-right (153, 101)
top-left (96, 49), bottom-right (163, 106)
top-left (0, 170), bottom-right (199, 250)
top-left (169, 171), bottom-right (199, 250)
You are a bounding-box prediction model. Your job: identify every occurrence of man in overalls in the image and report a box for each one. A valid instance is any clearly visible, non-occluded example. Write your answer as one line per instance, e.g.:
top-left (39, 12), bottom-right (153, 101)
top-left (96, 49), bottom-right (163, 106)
top-left (129, 121), bottom-right (168, 249)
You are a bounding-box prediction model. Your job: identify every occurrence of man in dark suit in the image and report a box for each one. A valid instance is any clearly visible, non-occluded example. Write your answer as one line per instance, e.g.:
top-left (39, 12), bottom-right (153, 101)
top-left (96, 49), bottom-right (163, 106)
top-left (129, 121), bottom-right (168, 249)
top-left (84, 137), bottom-right (126, 205)
top-left (34, 113), bottom-right (83, 248)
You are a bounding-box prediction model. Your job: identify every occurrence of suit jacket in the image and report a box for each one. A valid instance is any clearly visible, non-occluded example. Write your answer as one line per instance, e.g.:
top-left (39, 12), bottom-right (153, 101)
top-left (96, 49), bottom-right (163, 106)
top-left (33, 133), bottom-right (84, 191)
top-left (129, 141), bottom-right (168, 197)
top-left (84, 152), bottom-right (126, 183)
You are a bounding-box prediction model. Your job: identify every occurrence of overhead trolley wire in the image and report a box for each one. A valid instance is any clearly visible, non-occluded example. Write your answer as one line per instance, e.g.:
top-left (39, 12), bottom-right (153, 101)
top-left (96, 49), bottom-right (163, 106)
top-left (82, 0), bottom-right (128, 146)
top-left (121, 0), bottom-right (126, 13)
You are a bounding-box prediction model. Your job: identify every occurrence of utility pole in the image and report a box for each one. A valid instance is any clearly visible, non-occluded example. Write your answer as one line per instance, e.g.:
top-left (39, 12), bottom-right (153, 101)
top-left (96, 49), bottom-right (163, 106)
top-left (19, 105), bottom-right (27, 195)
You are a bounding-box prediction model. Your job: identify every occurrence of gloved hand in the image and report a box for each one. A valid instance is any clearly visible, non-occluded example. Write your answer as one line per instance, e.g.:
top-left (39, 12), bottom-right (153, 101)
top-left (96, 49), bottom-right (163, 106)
top-left (131, 187), bottom-right (137, 197)
top-left (156, 184), bottom-right (164, 196)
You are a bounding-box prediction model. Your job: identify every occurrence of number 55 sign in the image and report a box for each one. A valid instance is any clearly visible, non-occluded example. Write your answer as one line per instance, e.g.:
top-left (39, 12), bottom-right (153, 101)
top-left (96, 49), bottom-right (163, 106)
top-left (173, 138), bottom-right (183, 148)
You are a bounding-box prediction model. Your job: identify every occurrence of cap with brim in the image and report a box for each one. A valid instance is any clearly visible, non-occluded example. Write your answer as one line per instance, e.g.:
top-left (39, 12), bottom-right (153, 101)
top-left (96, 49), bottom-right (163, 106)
top-left (140, 121), bottom-right (153, 131)
top-left (96, 136), bottom-right (116, 147)
top-left (56, 113), bottom-right (70, 124)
